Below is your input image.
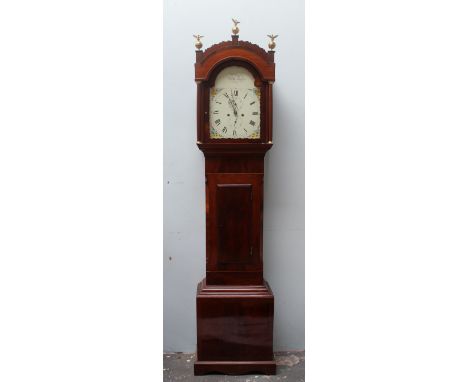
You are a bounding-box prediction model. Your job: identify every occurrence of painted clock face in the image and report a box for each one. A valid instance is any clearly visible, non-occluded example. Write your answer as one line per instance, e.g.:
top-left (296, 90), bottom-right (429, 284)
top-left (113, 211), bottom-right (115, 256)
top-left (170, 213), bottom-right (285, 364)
top-left (209, 66), bottom-right (261, 139)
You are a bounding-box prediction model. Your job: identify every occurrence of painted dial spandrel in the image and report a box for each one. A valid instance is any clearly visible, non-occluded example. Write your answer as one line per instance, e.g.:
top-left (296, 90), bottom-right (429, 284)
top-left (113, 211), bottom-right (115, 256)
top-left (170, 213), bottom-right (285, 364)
top-left (209, 66), bottom-right (261, 139)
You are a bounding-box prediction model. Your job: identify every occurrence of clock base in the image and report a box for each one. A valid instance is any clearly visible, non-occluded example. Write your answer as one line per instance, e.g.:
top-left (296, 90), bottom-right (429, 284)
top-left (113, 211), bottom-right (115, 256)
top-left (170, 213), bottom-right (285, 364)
top-left (195, 278), bottom-right (275, 375)
top-left (194, 360), bottom-right (276, 376)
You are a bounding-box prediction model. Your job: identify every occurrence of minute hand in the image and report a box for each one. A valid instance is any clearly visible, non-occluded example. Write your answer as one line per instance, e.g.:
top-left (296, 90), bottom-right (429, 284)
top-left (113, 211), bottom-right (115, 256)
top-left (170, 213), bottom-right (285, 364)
top-left (228, 97), bottom-right (238, 116)
top-left (232, 97), bottom-right (239, 113)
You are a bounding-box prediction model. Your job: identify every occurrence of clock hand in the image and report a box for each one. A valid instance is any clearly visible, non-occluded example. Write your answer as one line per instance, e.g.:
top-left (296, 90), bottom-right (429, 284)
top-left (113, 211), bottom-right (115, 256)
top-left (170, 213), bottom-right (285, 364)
top-left (229, 91), bottom-right (240, 127)
top-left (228, 97), bottom-right (237, 117)
top-left (232, 92), bottom-right (240, 114)
top-left (232, 97), bottom-right (239, 128)
top-left (229, 90), bottom-right (239, 115)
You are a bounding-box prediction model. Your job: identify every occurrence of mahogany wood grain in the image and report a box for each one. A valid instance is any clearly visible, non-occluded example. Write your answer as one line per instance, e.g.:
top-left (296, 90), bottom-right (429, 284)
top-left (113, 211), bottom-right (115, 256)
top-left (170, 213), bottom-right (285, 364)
top-left (216, 184), bottom-right (253, 264)
top-left (206, 173), bottom-right (262, 275)
top-left (195, 279), bottom-right (275, 375)
top-left (205, 156), bottom-right (264, 173)
top-left (206, 270), bottom-right (263, 285)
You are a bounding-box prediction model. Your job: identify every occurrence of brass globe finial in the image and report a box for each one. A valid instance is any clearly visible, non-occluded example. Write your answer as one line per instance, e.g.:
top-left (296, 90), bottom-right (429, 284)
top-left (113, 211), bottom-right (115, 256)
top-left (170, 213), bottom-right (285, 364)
top-left (193, 34), bottom-right (204, 50)
top-left (231, 18), bottom-right (240, 36)
top-left (267, 34), bottom-right (278, 51)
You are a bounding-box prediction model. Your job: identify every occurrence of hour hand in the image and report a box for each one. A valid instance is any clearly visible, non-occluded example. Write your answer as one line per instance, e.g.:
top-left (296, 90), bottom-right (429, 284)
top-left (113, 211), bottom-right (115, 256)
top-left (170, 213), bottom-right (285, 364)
top-left (230, 90), bottom-right (240, 111)
top-left (228, 98), bottom-right (238, 117)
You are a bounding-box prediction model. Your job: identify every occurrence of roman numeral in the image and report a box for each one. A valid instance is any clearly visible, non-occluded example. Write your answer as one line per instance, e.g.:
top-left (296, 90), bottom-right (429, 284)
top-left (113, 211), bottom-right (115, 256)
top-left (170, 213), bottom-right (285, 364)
top-left (249, 120), bottom-right (256, 126)
top-left (215, 119), bottom-right (220, 125)
top-left (234, 90), bottom-right (238, 96)
top-left (222, 126), bottom-right (227, 133)
top-left (232, 130), bottom-right (237, 137)
top-left (213, 110), bottom-right (219, 114)
top-left (244, 128), bottom-right (248, 133)
top-left (224, 93), bottom-right (229, 98)
top-left (252, 112), bottom-right (258, 115)
top-left (250, 101), bottom-right (255, 105)
top-left (216, 101), bottom-right (222, 104)
top-left (243, 93), bottom-right (247, 99)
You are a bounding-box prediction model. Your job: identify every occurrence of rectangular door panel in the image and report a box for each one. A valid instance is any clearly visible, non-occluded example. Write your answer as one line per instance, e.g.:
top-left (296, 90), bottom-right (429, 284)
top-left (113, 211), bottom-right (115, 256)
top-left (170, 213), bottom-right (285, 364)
top-left (217, 184), bottom-right (252, 264)
top-left (206, 173), bottom-right (263, 272)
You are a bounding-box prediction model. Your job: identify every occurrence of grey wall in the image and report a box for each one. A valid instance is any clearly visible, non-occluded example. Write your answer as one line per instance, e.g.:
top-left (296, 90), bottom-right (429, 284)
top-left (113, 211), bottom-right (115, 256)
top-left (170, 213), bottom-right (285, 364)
top-left (163, 0), bottom-right (304, 352)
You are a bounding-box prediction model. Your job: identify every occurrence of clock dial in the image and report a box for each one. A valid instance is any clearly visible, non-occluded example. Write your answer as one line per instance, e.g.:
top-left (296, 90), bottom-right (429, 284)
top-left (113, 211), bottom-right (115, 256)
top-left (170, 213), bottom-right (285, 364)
top-left (209, 66), bottom-right (260, 139)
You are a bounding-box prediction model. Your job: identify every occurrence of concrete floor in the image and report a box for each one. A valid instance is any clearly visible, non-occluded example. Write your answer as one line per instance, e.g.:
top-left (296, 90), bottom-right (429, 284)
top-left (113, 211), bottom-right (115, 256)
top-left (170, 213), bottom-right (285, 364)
top-left (163, 351), bottom-right (305, 382)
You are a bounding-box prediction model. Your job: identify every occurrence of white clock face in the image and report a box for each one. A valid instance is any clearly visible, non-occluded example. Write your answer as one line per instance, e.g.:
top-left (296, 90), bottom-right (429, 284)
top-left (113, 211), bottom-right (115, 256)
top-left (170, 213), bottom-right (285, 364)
top-left (209, 66), bottom-right (261, 139)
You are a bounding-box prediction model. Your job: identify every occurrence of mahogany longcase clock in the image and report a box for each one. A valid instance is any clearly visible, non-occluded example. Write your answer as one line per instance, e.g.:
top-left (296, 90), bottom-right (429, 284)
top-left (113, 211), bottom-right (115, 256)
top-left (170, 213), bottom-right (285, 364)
top-left (193, 21), bottom-right (278, 376)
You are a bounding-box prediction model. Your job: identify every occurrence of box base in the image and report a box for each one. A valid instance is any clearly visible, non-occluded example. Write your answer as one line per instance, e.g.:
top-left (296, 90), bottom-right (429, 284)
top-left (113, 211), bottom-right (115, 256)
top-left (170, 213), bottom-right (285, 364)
top-left (195, 278), bottom-right (275, 375)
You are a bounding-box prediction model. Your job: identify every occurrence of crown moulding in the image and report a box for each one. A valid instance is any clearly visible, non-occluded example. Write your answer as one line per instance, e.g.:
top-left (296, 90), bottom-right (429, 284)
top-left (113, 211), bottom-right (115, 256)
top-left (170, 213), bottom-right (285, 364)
top-left (201, 39), bottom-right (272, 62)
top-left (195, 38), bottom-right (275, 82)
